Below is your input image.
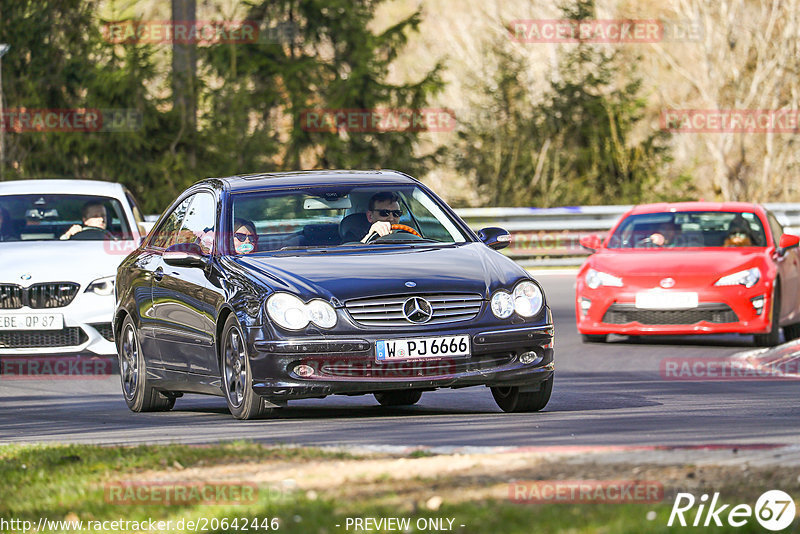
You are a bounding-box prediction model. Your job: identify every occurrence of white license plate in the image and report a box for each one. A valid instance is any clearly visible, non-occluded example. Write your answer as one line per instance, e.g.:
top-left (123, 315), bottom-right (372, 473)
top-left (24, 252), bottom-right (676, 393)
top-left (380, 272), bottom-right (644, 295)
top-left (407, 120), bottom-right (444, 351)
top-left (376, 335), bottom-right (470, 361)
top-left (635, 291), bottom-right (698, 310)
top-left (0, 314), bottom-right (64, 331)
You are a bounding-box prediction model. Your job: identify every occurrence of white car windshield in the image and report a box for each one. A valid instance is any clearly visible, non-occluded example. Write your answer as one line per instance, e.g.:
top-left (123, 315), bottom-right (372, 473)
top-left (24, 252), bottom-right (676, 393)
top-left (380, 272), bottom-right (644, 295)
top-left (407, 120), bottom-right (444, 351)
top-left (0, 194), bottom-right (132, 242)
top-left (231, 185), bottom-right (469, 253)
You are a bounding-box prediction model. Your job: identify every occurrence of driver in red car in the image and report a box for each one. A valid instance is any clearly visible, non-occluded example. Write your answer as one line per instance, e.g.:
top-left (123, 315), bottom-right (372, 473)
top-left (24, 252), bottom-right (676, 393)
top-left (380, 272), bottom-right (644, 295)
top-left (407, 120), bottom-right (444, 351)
top-left (361, 191), bottom-right (403, 243)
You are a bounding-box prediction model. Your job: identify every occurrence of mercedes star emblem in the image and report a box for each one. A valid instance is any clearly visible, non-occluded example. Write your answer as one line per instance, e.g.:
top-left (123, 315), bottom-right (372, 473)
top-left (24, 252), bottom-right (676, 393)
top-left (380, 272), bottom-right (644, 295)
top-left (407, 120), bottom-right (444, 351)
top-left (402, 297), bottom-right (433, 324)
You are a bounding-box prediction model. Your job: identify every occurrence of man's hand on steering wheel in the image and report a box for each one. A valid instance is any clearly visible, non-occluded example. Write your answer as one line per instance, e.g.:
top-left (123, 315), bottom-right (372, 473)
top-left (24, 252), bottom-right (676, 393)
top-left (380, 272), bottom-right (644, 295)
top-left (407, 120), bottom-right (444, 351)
top-left (362, 223), bottom-right (421, 243)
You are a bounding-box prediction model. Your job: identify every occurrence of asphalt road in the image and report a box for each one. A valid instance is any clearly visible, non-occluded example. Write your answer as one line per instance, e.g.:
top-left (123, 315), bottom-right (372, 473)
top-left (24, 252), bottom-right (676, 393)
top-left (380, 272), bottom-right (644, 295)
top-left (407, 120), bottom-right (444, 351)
top-left (1, 272), bottom-right (798, 447)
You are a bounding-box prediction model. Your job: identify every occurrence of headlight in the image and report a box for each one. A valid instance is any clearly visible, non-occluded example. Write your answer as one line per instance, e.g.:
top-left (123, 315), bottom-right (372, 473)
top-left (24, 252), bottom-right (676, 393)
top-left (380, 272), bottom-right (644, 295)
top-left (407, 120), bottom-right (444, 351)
top-left (584, 268), bottom-right (623, 289)
top-left (491, 290), bottom-right (514, 319)
top-left (85, 276), bottom-right (115, 296)
top-left (266, 293), bottom-right (338, 330)
top-left (715, 267), bottom-right (761, 288)
top-left (306, 299), bottom-right (337, 328)
top-left (513, 280), bottom-right (544, 317)
top-left (266, 293), bottom-right (309, 330)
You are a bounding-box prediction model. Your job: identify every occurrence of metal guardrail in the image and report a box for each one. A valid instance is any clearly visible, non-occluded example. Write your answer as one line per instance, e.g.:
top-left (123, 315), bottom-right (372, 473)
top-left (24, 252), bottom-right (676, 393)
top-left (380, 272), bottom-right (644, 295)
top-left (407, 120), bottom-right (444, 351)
top-left (455, 203), bottom-right (800, 268)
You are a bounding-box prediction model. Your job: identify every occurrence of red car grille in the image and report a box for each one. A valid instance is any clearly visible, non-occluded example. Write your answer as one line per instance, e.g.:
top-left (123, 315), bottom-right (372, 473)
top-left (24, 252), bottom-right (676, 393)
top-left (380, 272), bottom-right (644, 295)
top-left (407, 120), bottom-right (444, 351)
top-left (602, 303), bottom-right (739, 325)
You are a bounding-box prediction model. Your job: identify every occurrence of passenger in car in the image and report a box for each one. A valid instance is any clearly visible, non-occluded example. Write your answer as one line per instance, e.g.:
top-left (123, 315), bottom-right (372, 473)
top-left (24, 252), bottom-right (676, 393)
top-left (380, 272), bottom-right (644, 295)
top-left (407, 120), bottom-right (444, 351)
top-left (233, 218), bottom-right (257, 254)
top-left (724, 216), bottom-right (753, 247)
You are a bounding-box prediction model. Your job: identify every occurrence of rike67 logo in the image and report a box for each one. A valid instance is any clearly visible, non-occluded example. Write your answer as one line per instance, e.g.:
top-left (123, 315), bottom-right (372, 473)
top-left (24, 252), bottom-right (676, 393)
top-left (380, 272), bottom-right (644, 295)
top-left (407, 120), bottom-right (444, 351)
top-left (668, 490), bottom-right (795, 531)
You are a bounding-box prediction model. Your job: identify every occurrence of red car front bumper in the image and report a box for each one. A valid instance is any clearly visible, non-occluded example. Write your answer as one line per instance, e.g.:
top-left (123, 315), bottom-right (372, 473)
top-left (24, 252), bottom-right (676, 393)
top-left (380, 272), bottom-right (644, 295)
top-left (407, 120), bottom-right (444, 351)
top-left (576, 281), bottom-right (774, 336)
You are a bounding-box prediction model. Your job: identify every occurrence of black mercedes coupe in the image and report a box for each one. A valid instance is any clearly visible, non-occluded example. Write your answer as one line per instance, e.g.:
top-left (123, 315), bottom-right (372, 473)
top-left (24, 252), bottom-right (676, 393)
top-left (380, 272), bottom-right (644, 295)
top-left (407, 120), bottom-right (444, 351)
top-left (114, 170), bottom-right (555, 419)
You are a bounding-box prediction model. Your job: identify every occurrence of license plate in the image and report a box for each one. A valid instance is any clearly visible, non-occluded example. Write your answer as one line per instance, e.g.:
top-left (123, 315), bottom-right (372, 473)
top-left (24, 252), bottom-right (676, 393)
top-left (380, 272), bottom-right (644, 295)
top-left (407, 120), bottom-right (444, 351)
top-left (0, 314), bottom-right (64, 331)
top-left (376, 335), bottom-right (470, 361)
top-left (635, 290), bottom-right (698, 310)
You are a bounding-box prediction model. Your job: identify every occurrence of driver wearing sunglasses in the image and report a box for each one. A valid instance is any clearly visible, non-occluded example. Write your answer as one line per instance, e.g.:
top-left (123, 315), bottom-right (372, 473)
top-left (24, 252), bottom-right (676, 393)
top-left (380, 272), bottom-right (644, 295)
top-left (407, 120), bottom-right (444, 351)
top-left (361, 191), bottom-right (403, 243)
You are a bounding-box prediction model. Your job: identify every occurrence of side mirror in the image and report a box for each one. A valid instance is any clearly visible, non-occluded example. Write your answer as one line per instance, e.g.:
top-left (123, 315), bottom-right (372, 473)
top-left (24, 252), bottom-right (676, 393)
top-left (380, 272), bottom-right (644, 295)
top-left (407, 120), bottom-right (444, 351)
top-left (163, 242), bottom-right (209, 268)
top-left (477, 227), bottom-right (511, 250)
top-left (579, 234), bottom-right (604, 252)
top-left (778, 233), bottom-right (800, 255)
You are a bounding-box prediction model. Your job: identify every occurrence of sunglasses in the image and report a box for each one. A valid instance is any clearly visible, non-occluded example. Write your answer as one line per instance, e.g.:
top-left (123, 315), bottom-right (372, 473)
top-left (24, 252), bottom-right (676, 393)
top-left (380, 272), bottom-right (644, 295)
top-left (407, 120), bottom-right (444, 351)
top-left (375, 209), bottom-right (403, 218)
top-left (234, 232), bottom-right (254, 242)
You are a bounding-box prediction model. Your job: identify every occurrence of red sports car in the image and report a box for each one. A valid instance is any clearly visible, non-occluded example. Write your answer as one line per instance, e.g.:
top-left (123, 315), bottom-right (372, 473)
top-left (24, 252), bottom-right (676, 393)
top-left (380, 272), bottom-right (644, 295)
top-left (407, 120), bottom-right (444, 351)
top-left (576, 202), bottom-right (800, 345)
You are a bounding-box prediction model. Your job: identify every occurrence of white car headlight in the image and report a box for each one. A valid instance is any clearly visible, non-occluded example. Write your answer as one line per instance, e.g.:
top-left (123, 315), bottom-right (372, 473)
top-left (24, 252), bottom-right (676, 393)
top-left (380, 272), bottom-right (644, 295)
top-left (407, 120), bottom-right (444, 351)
top-left (491, 290), bottom-right (514, 319)
top-left (306, 299), bottom-right (337, 328)
top-left (85, 276), bottom-right (115, 296)
top-left (513, 280), bottom-right (544, 317)
top-left (266, 293), bottom-right (338, 330)
top-left (585, 268), bottom-right (623, 289)
top-left (715, 267), bottom-right (761, 288)
top-left (267, 293), bottom-right (309, 330)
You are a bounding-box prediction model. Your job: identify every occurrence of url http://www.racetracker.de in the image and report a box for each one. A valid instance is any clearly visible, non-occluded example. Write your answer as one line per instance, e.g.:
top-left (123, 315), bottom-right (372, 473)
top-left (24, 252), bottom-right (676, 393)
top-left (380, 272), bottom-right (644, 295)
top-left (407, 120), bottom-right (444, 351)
top-left (0, 516), bottom-right (281, 533)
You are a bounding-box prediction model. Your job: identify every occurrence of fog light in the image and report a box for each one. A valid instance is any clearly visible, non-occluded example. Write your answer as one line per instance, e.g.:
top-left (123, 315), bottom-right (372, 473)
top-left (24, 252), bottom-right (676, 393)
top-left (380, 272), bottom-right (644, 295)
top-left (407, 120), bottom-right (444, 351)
top-left (579, 297), bottom-right (592, 317)
top-left (751, 295), bottom-right (765, 315)
top-left (294, 364), bottom-right (315, 377)
top-left (519, 351), bottom-right (538, 364)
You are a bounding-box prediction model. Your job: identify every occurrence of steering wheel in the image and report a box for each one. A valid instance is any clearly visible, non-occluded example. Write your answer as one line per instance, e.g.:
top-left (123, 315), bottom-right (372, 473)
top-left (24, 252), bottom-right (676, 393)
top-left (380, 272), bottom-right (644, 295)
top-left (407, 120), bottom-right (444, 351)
top-left (365, 224), bottom-right (421, 243)
top-left (390, 224), bottom-right (421, 237)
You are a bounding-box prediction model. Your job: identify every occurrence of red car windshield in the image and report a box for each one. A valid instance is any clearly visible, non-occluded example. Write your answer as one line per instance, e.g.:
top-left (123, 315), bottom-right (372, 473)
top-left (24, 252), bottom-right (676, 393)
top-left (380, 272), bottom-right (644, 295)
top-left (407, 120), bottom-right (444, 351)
top-left (607, 211), bottom-right (767, 249)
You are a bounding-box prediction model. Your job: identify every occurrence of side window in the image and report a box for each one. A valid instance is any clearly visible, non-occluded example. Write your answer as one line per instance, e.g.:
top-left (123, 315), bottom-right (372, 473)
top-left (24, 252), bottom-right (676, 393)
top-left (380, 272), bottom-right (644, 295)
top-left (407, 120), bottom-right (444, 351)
top-left (124, 190), bottom-right (145, 225)
top-left (767, 211), bottom-right (784, 247)
top-left (176, 192), bottom-right (217, 254)
top-left (150, 196), bottom-right (193, 249)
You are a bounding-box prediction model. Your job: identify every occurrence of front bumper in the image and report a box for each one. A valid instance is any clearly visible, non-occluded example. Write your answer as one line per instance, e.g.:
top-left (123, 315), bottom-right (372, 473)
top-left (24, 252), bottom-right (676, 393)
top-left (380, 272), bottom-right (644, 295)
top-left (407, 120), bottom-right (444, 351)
top-left (576, 283), bottom-right (773, 336)
top-left (248, 324), bottom-right (555, 399)
top-left (0, 292), bottom-right (116, 355)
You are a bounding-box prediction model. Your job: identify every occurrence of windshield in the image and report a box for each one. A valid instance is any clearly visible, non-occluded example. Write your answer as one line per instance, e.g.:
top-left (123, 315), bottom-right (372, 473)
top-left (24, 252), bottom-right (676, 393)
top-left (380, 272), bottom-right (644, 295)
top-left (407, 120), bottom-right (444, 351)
top-left (0, 194), bottom-right (132, 242)
top-left (231, 185), bottom-right (470, 253)
top-left (607, 211), bottom-right (768, 249)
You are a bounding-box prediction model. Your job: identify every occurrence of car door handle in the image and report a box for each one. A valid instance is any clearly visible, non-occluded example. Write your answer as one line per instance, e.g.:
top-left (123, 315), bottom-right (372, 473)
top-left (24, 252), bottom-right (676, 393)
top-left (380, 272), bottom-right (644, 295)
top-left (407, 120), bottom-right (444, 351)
top-left (154, 267), bottom-right (164, 282)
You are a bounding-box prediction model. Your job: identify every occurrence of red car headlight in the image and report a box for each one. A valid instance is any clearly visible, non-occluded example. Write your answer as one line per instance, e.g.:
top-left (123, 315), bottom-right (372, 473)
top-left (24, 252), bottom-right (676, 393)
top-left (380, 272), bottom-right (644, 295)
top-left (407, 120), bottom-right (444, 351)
top-left (714, 267), bottom-right (761, 288)
top-left (585, 268), bottom-right (623, 289)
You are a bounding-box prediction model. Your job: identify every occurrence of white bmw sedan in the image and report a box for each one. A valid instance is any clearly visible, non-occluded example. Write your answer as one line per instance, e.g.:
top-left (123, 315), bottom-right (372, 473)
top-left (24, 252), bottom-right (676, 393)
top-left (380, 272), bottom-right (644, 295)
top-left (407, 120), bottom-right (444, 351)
top-left (0, 180), bottom-right (147, 355)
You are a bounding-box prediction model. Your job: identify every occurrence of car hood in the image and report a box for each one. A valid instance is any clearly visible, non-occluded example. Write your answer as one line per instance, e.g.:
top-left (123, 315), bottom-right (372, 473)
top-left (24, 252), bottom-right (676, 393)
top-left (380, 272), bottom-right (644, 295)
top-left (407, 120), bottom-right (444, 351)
top-left (232, 243), bottom-right (526, 302)
top-left (590, 248), bottom-right (766, 277)
top-left (0, 240), bottom-right (132, 287)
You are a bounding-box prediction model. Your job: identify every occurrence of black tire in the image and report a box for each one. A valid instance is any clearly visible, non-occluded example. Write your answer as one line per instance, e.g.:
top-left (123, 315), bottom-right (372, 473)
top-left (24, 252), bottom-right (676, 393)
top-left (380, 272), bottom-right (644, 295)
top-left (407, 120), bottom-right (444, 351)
top-left (491, 376), bottom-right (553, 413)
top-left (784, 322), bottom-right (800, 342)
top-left (581, 334), bottom-right (607, 343)
top-left (220, 315), bottom-right (273, 420)
top-left (374, 390), bottom-right (423, 407)
top-left (754, 288), bottom-right (781, 347)
top-left (117, 316), bottom-right (175, 412)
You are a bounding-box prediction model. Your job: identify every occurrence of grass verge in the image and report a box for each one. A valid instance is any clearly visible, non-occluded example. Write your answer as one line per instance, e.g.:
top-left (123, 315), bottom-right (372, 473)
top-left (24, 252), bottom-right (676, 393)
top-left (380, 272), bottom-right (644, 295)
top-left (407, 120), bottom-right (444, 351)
top-left (0, 442), bottom-right (795, 533)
